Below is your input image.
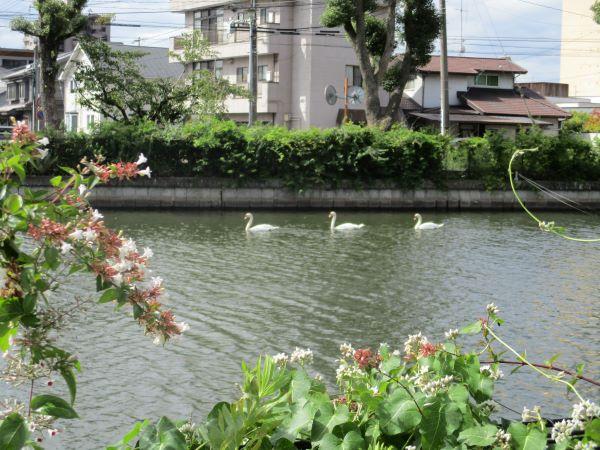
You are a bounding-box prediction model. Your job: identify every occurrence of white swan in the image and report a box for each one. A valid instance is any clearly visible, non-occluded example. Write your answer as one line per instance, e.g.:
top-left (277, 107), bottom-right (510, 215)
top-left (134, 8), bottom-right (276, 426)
top-left (329, 211), bottom-right (365, 231)
top-left (414, 213), bottom-right (444, 230)
top-left (244, 213), bottom-right (279, 232)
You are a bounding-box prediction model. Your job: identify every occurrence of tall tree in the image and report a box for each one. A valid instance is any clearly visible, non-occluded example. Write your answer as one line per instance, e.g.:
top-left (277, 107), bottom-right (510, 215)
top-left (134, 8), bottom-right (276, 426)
top-left (321, 0), bottom-right (439, 129)
top-left (593, 1), bottom-right (600, 24)
top-left (73, 36), bottom-right (244, 124)
top-left (11, 0), bottom-right (89, 128)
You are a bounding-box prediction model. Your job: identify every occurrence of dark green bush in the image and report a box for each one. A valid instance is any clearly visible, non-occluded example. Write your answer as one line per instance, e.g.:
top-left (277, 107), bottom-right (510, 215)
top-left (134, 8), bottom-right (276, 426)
top-left (42, 121), bottom-right (600, 186)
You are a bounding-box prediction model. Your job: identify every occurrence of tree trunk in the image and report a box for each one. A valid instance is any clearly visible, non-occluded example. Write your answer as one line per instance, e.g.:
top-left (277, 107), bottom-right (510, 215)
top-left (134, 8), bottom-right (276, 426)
top-left (40, 46), bottom-right (60, 129)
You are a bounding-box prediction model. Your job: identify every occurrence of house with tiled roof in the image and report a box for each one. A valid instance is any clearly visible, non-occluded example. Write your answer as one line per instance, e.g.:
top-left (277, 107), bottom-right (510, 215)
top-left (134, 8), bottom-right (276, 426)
top-left (59, 42), bottom-right (184, 132)
top-left (403, 56), bottom-right (570, 137)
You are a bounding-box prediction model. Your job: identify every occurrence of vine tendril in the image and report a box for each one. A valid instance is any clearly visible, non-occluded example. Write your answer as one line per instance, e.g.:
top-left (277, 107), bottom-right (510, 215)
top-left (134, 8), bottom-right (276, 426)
top-left (508, 149), bottom-right (600, 242)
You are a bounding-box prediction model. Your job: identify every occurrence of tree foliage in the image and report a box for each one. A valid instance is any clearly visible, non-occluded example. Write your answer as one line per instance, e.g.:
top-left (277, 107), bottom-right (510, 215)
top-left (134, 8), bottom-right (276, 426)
top-left (593, 1), bottom-right (600, 24)
top-left (321, 0), bottom-right (439, 129)
top-left (11, 0), bottom-right (89, 128)
top-left (73, 35), bottom-right (245, 125)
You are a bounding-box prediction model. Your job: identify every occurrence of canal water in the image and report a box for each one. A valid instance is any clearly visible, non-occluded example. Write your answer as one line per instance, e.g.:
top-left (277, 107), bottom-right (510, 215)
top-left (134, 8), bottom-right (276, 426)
top-left (5, 211), bottom-right (600, 448)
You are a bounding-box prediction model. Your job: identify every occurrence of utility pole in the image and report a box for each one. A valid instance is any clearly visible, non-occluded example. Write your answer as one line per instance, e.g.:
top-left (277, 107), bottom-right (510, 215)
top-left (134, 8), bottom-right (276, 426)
top-left (439, 0), bottom-right (450, 136)
top-left (31, 38), bottom-right (38, 131)
top-left (248, 0), bottom-right (258, 126)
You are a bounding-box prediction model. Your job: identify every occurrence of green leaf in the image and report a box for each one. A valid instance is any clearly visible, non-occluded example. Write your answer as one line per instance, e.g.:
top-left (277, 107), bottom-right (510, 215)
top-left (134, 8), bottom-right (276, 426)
top-left (50, 176), bottom-right (63, 187)
top-left (30, 394), bottom-right (79, 419)
top-left (457, 424), bottom-right (498, 447)
top-left (44, 246), bottom-right (60, 270)
top-left (98, 288), bottom-right (118, 304)
top-left (460, 321), bottom-right (482, 335)
top-left (4, 194), bottom-right (23, 214)
top-left (0, 413), bottom-right (29, 450)
top-left (376, 388), bottom-right (422, 436)
top-left (311, 403), bottom-right (350, 444)
top-left (584, 418), bottom-right (600, 442)
top-left (341, 430), bottom-right (366, 450)
top-left (60, 368), bottom-right (77, 405)
top-left (106, 420), bottom-right (149, 450)
top-left (0, 323), bottom-right (18, 352)
top-left (508, 422), bottom-right (547, 450)
top-left (138, 417), bottom-right (187, 450)
top-left (444, 402), bottom-right (463, 435)
top-left (420, 398), bottom-right (446, 450)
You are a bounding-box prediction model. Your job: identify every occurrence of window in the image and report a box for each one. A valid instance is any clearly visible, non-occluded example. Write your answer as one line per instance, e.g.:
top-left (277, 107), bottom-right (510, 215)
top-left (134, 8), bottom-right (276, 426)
top-left (194, 60), bottom-right (214, 72)
top-left (65, 113), bottom-right (78, 132)
top-left (345, 65), bottom-right (362, 87)
top-left (237, 12), bottom-right (246, 21)
top-left (474, 73), bottom-right (499, 87)
top-left (258, 65), bottom-right (269, 81)
top-left (214, 60), bottom-right (223, 78)
top-left (193, 8), bottom-right (224, 44)
top-left (236, 66), bottom-right (248, 84)
top-left (69, 79), bottom-right (78, 93)
top-left (18, 82), bottom-right (25, 100)
top-left (258, 8), bottom-right (279, 24)
top-left (193, 59), bottom-right (223, 78)
top-left (87, 114), bottom-right (95, 128)
top-left (7, 83), bottom-right (17, 101)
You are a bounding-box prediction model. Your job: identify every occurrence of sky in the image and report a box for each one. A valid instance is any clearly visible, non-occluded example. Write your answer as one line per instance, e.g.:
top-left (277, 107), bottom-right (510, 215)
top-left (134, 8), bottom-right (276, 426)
top-left (0, 0), bottom-right (569, 82)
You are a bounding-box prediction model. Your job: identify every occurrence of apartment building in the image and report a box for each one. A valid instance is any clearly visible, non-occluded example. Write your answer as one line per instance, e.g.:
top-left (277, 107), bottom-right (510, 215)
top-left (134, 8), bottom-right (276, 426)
top-left (169, 0), bottom-right (363, 128)
top-left (560, 0), bottom-right (600, 97)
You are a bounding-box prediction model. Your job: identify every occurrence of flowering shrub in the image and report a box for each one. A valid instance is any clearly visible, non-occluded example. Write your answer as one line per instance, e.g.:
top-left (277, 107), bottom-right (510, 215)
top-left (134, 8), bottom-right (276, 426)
top-left (0, 121), bottom-right (185, 447)
top-left (114, 305), bottom-right (599, 449)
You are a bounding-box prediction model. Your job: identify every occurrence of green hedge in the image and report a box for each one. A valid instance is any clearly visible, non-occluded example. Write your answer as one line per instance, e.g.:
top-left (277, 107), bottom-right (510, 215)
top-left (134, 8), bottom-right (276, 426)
top-left (445, 128), bottom-right (600, 186)
top-left (41, 120), bottom-right (600, 187)
top-left (44, 120), bottom-right (448, 188)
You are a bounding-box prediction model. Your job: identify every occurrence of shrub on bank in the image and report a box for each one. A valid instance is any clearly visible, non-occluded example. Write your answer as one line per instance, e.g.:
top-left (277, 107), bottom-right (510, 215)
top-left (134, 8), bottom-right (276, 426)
top-left (42, 120), bottom-right (600, 187)
top-left (43, 121), bottom-right (449, 188)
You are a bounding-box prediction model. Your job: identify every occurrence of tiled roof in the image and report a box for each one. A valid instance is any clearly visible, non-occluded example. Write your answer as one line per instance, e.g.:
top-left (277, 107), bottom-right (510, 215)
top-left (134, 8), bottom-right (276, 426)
top-left (409, 112), bottom-right (551, 126)
top-left (106, 43), bottom-right (184, 79)
top-left (461, 88), bottom-right (570, 118)
top-left (419, 56), bottom-right (528, 75)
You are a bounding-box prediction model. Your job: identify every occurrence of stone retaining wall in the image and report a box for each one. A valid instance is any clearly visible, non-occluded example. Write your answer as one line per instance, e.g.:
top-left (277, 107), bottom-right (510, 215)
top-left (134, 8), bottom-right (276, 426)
top-left (23, 178), bottom-right (600, 210)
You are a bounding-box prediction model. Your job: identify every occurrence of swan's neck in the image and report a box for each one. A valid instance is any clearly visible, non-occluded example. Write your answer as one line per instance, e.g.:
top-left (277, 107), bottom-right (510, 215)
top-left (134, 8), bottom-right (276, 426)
top-left (415, 216), bottom-right (422, 228)
top-left (245, 216), bottom-right (253, 231)
top-left (330, 215), bottom-right (336, 230)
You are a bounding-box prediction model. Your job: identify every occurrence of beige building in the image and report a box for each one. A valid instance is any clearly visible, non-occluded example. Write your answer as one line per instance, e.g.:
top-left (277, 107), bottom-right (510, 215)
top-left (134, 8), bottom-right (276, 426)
top-left (169, 0), bottom-right (364, 128)
top-left (560, 0), bottom-right (600, 96)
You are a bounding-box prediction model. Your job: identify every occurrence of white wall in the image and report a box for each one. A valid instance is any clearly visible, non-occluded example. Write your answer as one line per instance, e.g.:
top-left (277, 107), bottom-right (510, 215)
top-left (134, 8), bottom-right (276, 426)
top-left (406, 73), bottom-right (515, 109)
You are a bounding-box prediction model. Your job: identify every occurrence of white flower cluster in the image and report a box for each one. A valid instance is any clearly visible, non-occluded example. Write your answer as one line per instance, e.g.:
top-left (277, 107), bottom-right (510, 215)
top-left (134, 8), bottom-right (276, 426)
top-left (572, 400), bottom-right (600, 422)
top-left (290, 347), bottom-right (313, 366)
top-left (522, 405), bottom-right (542, 422)
top-left (495, 430), bottom-right (511, 450)
top-left (405, 446), bottom-right (416, 450)
top-left (486, 303), bottom-right (500, 315)
top-left (340, 342), bottom-right (355, 359)
top-left (420, 375), bottom-right (454, 397)
top-left (574, 441), bottom-right (598, 450)
top-left (551, 419), bottom-right (582, 444)
top-left (272, 353), bottom-right (288, 367)
top-left (480, 365), bottom-right (504, 381)
top-left (403, 332), bottom-right (429, 358)
top-left (336, 360), bottom-right (363, 383)
top-left (551, 400), bottom-right (600, 444)
top-left (444, 329), bottom-right (459, 340)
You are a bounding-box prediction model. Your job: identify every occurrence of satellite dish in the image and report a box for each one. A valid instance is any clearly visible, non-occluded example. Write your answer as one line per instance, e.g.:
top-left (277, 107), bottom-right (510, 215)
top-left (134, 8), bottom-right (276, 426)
top-left (347, 86), bottom-right (365, 105)
top-left (325, 85), bottom-right (338, 106)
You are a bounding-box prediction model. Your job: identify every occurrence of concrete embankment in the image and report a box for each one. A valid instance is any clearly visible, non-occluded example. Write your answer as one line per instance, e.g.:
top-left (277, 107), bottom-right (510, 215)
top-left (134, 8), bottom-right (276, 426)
top-left (25, 177), bottom-right (600, 210)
